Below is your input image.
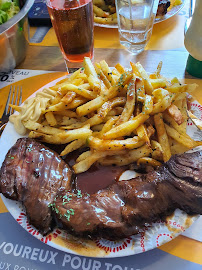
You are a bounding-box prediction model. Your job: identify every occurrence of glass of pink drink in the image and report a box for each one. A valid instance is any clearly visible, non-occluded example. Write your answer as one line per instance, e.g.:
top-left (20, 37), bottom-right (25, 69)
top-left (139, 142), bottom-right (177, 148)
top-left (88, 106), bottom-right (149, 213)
top-left (47, 0), bottom-right (94, 68)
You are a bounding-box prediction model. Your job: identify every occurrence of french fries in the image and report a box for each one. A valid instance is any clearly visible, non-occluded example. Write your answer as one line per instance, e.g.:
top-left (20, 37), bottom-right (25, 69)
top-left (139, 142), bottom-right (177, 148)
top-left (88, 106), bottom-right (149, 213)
top-left (60, 139), bottom-right (86, 156)
top-left (88, 136), bottom-right (145, 151)
top-left (94, 15), bottom-right (117, 25)
top-left (103, 113), bottom-right (149, 139)
top-left (93, 4), bottom-right (109, 18)
top-left (154, 113), bottom-right (171, 162)
top-left (73, 150), bottom-right (125, 174)
top-left (99, 145), bottom-right (151, 166)
top-left (166, 104), bottom-right (184, 125)
top-left (115, 75), bottom-right (136, 125)
top-left (93, 0), bottom-right (117, 25)
top-left (45, 112), bottom-right (57, 126)
top-left (151, 140), bottom-right (163, 161)
top-left (165, 123), bottom-right (202, 149)
top-left (137, 157), bottom-right (162, 167)
top-left (10, 57), bottom-right (202, 174)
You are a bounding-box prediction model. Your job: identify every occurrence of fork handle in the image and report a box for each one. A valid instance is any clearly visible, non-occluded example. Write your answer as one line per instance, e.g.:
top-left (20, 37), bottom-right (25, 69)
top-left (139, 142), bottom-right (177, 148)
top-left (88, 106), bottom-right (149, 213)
top-left (0, 122), bottom-right (7, 136)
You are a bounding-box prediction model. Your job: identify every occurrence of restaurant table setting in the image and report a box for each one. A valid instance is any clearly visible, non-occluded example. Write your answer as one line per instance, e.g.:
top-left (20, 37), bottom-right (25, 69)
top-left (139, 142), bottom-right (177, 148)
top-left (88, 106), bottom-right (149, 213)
top-left (28, 0), bottom-right (188, 50)
top-left (0, 0), bottom-right (202, 269)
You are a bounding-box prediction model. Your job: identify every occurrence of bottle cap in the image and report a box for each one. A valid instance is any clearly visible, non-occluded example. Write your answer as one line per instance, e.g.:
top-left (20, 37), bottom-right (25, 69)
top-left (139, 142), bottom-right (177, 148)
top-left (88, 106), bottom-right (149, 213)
top-left (186, 54), bottom-right (202, 78)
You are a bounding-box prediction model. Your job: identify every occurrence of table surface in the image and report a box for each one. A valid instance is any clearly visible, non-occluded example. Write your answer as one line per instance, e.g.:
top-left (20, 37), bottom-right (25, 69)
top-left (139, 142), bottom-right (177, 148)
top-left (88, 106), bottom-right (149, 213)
top-left (0, 2), bottom-right (202, 269)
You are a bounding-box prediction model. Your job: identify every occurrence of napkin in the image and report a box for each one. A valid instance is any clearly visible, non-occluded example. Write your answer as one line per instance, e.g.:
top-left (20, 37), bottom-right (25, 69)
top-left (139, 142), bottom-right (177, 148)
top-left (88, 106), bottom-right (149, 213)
top-left (182, 216), bottom-right (202, 242)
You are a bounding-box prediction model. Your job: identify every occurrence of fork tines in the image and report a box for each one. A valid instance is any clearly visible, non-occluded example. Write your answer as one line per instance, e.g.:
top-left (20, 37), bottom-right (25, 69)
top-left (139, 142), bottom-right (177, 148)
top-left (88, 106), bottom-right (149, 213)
top-left (6, 85), bottom-right (22, 116)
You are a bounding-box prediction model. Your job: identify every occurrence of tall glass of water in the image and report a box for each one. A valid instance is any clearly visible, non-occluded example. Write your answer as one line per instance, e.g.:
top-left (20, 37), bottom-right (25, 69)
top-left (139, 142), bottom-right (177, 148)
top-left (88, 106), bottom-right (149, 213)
top-left (46, 0), bottom-right (94, 69)
top-left (115, 0), bottom-right (159, 55)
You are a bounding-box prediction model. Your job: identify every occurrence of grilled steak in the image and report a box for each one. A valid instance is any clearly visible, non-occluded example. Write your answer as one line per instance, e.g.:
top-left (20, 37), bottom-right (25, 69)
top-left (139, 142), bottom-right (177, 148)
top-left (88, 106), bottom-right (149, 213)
top-left (0, 137), bottom-right (201, 240)
top-left (0, 138), bottom-right (72, 235)
top-left (53, 150), bottom-right (202, 240)
top-left (157, 0), bottom-right (171, 16)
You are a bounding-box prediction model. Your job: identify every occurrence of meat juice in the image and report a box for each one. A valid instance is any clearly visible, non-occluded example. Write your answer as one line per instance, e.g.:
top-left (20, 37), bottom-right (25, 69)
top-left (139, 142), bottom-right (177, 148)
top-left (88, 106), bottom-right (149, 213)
top-left (47, 0), bottom-right (94, 62)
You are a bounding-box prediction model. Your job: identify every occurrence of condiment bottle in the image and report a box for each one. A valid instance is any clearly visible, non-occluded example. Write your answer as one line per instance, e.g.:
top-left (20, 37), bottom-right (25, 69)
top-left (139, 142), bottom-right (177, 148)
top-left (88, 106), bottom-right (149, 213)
top-left (184, 0), bottom-right (202, 78)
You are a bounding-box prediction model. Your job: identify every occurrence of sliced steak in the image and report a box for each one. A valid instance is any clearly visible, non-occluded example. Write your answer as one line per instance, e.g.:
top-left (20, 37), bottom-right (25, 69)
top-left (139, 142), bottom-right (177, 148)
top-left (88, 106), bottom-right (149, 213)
top-left (0, 138), bottom-right (72, 235)
top-left (1, 137), bottom-right (201, 240)
top-left (53, 151), bottom-right (202, 240)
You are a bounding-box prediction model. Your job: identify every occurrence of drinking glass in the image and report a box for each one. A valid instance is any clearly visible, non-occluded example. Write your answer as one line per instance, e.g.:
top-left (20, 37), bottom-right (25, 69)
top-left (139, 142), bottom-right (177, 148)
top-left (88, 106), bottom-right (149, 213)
top-left (46, 0), bottom-right (94, 68)
top-left (115, 0), bottom-right (159, 55)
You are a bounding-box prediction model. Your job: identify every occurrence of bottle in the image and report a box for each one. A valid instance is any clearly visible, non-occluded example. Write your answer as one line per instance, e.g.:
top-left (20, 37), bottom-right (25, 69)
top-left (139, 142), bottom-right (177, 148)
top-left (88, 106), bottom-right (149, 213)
top-left (184, 0), bottom-right (202, 78)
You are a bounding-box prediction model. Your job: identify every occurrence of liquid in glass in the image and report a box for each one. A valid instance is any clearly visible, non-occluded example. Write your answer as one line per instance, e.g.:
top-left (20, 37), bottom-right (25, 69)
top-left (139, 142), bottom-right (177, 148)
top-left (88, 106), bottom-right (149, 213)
top-left (47, 0), bottom-right (94, 63)
top-left (116, 0), bottom-right (158, 55)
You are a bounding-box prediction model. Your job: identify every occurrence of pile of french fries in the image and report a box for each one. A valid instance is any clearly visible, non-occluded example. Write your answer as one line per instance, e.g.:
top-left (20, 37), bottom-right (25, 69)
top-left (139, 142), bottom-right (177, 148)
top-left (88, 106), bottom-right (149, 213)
top-left (93, 0), bottom-right (117, 25)
top-left (11, 58), bottom-right (202, 174)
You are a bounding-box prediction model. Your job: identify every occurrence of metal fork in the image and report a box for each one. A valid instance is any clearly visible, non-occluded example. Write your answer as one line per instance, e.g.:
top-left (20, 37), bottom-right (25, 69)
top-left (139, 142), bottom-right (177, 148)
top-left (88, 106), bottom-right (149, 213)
top-left (0, 85), bottom-right (22, 135)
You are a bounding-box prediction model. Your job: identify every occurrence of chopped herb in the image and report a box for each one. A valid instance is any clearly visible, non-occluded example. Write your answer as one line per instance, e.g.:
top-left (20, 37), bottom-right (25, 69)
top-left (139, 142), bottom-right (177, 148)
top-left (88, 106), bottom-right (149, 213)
top-left (64, 208), bottom-right (75, 221)
top-left (27, 146), bottom-right (32, 152)
top-left (50, 202), bottom-right (60, 215)
top-left (62, 201), bottom-right (68, 205)
top-left (77, 189), bottom-right (82, 198)
top-left (10, 156), bottom-right (14, 159)
top-left (118, 73), bottom-right (125, 86)
top-left (34, 170), bottom-right (40, 178)
top-left (70, 208), bottom-right (74, 215)
top-left (87, 223), bottom-right (90, 226)
top-left (62, 194), bottom-right (72, 204)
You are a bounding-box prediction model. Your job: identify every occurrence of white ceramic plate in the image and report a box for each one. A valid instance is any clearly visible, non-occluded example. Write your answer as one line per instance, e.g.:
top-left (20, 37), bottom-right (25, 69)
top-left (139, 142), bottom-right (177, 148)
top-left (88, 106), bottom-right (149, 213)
top-left (0, 74), bottom-right (201, 258)
top-left (94, 0), bottom-right (185, 28)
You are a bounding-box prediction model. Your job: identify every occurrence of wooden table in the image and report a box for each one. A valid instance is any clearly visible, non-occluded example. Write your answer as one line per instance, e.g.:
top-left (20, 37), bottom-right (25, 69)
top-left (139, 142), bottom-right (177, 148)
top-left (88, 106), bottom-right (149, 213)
top-left (18, 46), bottom-right (190, 75)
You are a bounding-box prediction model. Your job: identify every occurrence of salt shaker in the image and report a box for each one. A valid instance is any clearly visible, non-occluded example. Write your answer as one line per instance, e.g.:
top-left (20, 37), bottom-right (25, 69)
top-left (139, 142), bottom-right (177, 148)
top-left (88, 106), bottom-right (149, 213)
top-left (184, 0), bottom-right (202, 78)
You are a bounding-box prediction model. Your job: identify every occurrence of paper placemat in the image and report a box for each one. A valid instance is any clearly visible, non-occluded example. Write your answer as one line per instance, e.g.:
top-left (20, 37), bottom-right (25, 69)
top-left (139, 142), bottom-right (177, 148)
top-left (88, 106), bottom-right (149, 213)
top-left (0, 212), bottom-right (201, 270)
top-left (182, 216), bottom-right (202, 242)
top-left (0, 69), bottom-right (201, 266)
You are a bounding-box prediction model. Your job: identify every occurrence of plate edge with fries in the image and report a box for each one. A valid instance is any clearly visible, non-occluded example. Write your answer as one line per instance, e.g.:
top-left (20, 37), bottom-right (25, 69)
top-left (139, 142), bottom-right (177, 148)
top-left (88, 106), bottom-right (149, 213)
top-left (8, 57), bottom-right (202, 175)
top-left (0, 56), bottom-right (202, 257)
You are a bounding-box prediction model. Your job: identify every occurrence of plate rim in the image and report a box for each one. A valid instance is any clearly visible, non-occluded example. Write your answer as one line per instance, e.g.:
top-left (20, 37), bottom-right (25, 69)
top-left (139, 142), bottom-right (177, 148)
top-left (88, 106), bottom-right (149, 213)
top-left (0, 72), bottom-right (200, 258)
